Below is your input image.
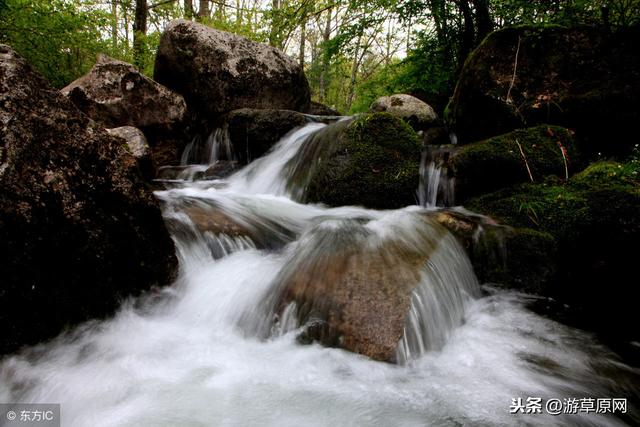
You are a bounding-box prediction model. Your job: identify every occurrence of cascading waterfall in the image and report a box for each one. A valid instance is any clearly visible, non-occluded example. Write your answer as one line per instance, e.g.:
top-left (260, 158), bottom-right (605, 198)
top-left (1, 121), bottom-right (638, 427)
top-left (175, 126), bottom-right (234, 181)
top-left (418, 145), bottom-right (456, 208)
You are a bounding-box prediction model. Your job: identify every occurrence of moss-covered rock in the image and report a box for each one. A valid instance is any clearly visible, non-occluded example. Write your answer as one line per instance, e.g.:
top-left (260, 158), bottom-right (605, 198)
top-left (299, 113), bottom-right (422, 209)
top-left (472, 227), bottom-right (558, 294)
top-left (447, 25), bottom-right (640, 157)
top-left (466, 158), bottom-right (640, 340)
top-left (450, 125), bottom-right (578, 203)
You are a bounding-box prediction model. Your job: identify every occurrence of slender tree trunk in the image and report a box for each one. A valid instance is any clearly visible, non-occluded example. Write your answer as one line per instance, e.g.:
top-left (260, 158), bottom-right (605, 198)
top-left (319, 7), bottom-right (332, 103)
top-left (184, 0), bottom-right (194, 20)
top-left (346, 34), bottom-right (362, 110)
top-left (299, 20), bottom-right (306, 67)
top-left (133, 0), bottom-right (148, 68)
top-left (111, 0), bottom-right (118, 50)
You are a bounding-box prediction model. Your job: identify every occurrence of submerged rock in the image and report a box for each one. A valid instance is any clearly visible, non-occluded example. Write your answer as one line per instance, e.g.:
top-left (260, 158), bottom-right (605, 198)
top-left (0, 45), bottom-right (177, 354)
top-left (295, 113), bottom-right (422, 209)
top-left (370, 94), bottom-right (439, 131)
top-left (225, 109), bottom-right (309, 164)
top-left (154, 20), bottom-right (310, 119)
top-left (447, 25), bottom-right (640, 156)
top-left (449, 125), bottom-right (578, 203)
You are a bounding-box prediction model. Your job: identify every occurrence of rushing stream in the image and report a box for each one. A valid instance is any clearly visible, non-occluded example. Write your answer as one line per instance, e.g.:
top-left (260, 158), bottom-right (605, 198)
top-left (1, 122), bottom-right (638, 426)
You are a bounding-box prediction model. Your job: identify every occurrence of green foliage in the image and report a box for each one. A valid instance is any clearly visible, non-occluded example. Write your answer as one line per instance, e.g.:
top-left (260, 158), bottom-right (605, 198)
top-left (0, 0), bottom-right (111, 87)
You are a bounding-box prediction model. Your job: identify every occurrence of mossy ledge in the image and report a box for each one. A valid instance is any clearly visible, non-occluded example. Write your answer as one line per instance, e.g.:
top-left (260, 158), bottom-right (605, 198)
top-left (467, 154), bottom-right (640, 341)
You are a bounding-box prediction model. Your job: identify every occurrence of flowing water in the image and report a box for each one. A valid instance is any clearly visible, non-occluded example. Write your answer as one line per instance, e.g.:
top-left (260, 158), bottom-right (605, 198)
top-left (1, 122), bottom-right (638, 426)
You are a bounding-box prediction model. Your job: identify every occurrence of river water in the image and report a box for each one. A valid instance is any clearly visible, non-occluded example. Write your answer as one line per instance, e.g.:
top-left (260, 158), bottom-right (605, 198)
top-left (1, 123), bottom-right (637, 426)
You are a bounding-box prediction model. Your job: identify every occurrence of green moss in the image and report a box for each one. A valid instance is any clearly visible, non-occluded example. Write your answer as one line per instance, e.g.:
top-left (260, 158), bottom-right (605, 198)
top-left (451, 125), bottom-right (579, 203)
top-left (472, 226), bottom-right (557, 293)
top-left (467, 158), bottom-right (640, 309)
top-left (305, 112), bottom-right (422, 209)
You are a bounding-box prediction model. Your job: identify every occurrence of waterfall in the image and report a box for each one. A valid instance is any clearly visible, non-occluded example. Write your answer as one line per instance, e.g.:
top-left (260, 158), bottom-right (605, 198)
top-left (181, 125), bottom-right (233, 166)
top-left (1, 121), bottom-right (637, 427)
top-left (418, 145), bottom-right (455, 208)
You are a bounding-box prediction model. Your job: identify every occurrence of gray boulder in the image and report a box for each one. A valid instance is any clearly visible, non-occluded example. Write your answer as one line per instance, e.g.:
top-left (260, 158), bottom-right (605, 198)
top-left (154, 20), bottom-right (311, 119)
top-left (62, 54), bottom-right (187, 132)
top-left (370, 94), bottom-right (439, 131)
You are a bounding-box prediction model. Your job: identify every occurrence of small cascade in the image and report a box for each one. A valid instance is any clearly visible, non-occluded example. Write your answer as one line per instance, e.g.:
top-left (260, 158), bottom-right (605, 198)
top-left (227, 122), bottom-right (327, 196)
top-left (181, 125), bottom-right (233, 166)
top-left (396, 229), bottom-right (479, 364)
top-left (418, 145), bottom-right (456, 208)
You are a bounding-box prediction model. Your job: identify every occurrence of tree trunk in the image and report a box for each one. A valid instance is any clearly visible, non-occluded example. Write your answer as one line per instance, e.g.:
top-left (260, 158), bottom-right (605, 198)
top-left (111, 0), bottom-right (118, 50)
top-left (457, 0), bottom-right (475, 69)
top-left (184, 0), bottom-right (194, 20)
top-left (319, 7), bottom-right (332, 103)
top-left (471, 0), bottom-right (493, 43)
top-left (133, 0), bottom-right (148, 68)
top-left (197, 0), bottom-right (210, 21)
top-left (268, 0), bottom-right (283, 48)
top-left (299, 20), bottom-right (306, 67)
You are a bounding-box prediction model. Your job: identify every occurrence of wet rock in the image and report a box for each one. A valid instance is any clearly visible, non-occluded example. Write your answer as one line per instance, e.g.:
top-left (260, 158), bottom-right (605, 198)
top-left (370, 94), bottom-right (439, 131)
top-left (204, 161), bottom-right (238, 179)
top-left (225, 109), bottom-right (309, 164)
top-left (447, 25), bottom-right (640, 156)
top-left (275, 215), bottom-right (449, 362)
top-left (449, 125), bottom-right (578, 203)
top-left (422, 126), bottom-right (450, 146)
top-left (299, 113), bottom-right (422, 209)
top-left (106, 126), bottom-right (154, 179)
top-left (0, 45), bottom-right (177, 354)
top-left (175, 201), bottom-right (294, 250)
top-left (154, 20), bottom-right (310, 120)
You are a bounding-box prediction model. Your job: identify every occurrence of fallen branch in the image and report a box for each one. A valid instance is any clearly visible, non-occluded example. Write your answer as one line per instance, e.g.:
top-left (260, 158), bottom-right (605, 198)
top-left (506, 36), bottom-right (521, 105)
top-left (515, 138), bottom-right (534, 183)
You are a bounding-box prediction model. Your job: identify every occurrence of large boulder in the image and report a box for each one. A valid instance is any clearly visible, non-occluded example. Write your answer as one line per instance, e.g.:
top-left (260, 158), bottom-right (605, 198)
top-left (62, 54), bottom-right (188, 167)
top-left (447, 25), bottom-right (640, 156)
top-left (449, 125), bottom-right (578, 203)
top-left (370, 94), bottom-right (439, 131)
top-left (0, 45), bottom-right (178, 354)
top-left (224, 109), bottom-right (309, 164)
top-left (154, 20), bottom-right (311, 120)
top-left (291, 113), bottom-right (422, 209)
